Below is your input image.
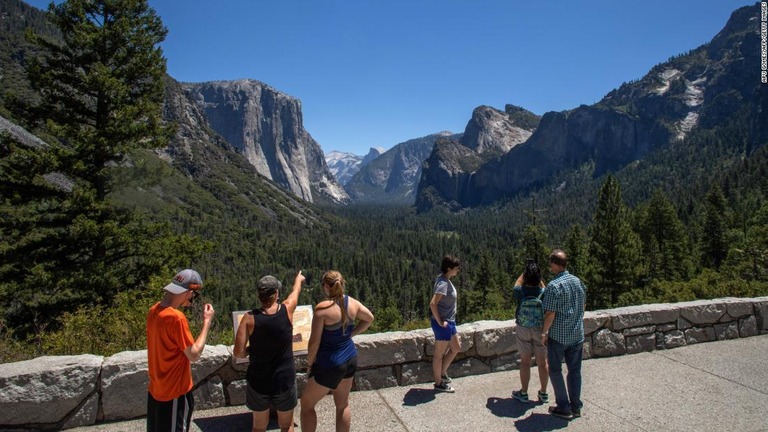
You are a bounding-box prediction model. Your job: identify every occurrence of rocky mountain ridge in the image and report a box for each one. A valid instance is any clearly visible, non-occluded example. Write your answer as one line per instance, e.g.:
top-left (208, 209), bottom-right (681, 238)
top-left (344, 131), bottom-right (461, 205)
top-left (416, 105), bottom-right (540, 210)
top-left (416, 3), bottom-right (767, 211)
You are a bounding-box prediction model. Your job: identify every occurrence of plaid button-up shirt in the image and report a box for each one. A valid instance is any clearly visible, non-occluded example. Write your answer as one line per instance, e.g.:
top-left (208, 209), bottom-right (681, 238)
top-left (542, 270), bottom-right (586, 346)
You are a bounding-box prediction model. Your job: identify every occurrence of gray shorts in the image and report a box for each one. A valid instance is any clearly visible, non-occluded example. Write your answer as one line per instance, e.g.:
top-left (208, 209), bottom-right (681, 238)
top-left (516, 325), bottom-right (547, 357)
top-left (245, 384), bottom-right (298, 412)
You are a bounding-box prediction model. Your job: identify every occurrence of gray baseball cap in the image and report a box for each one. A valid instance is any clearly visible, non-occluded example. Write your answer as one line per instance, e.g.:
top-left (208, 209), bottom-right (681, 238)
top-left (164, 269), bottom-right (203, 294)
top-left (257, 275), bottom-right (282, 296)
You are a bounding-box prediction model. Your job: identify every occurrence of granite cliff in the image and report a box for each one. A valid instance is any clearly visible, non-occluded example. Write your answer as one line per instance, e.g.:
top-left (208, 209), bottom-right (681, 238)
top-left (416, 105), bottom-right (539, 210)
top-left (182, 79), bottom-right (349, 204)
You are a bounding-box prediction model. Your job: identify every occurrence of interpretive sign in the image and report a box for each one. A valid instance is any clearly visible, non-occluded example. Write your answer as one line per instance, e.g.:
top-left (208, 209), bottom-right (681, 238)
top-left (231, 305), bottom-right (313, 364)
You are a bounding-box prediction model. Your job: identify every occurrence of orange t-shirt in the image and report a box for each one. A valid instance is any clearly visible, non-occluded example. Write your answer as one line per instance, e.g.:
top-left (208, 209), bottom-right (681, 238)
top-left (146, 302), bottom-right (195, 401)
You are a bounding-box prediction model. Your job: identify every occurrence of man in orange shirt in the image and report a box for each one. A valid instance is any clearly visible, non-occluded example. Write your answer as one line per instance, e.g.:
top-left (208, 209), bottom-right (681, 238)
top-left (146, 269), bottom-right (215, 432)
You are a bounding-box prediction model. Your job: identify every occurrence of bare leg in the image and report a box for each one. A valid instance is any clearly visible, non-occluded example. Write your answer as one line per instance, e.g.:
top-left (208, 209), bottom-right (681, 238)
top-left (332, 377), bottom-right (354, 432)
top-left (300, 378), bottom-right (330, 432)
top-left (433, 340), bottom-right (450, 383)
top-left (251, 410), bottom-right (269, 432)
top-left (535, 350), bottom-right (549, 392)
top-left (276, 409), bottom-right (295, 432)
top-left (441, 334), bottom-right (460, 377)
top-left (518, 353), bottom-right (532, 392)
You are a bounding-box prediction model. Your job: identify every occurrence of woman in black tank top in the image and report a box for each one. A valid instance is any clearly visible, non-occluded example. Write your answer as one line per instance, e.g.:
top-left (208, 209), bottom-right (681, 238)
top-left (234, 271), bottom-right (304, 432)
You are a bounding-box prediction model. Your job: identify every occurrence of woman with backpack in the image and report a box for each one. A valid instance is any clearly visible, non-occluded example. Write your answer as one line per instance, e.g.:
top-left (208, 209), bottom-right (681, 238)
top-left (511, 259), bottom-right (550, 404)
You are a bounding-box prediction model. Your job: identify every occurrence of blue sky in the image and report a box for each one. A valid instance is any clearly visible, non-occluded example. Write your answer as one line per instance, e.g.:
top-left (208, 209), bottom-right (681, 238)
top-left (26, 1), bottom-right (756, 155)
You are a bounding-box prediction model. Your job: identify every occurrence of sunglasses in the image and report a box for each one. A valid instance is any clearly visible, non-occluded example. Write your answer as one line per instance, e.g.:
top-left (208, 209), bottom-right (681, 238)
top-left (190, 290), bottom-right (200, 302)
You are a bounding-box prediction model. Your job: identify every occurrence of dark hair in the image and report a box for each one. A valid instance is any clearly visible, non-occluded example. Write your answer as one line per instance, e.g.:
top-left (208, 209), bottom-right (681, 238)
top-left (549, 249), bottom-right (568, 267)
top-left (523, 260), bottom-right (541, 287)
top-left (441, 255), bottom-right (461, 274)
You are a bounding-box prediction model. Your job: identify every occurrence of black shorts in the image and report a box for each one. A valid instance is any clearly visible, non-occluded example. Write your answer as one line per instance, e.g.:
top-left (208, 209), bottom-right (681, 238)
top-left (147, 391), bottom-right (194, 432)
top-left (245, 384), bottom-right (298, 412)
top-left (309, 356), bottom-right (358, 389)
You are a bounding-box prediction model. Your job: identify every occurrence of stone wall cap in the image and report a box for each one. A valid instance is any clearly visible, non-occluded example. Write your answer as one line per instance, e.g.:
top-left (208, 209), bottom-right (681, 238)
top-left (600, 303), bottom-right (677, 315)
top-left (0, 354), bottom-right (103, 378)
top-left (585, 311), bottom-right (611, 318)
top-left (103, 350), bottom-right (147, 366)
top-left (472, 320), bottom-right (515, 331)
top-left (355, 331), bottom-right (412, 343)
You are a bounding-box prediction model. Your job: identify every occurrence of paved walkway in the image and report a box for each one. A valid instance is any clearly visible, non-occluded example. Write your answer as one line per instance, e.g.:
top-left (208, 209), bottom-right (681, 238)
top-left (72, 334), bottom-right (768, 432)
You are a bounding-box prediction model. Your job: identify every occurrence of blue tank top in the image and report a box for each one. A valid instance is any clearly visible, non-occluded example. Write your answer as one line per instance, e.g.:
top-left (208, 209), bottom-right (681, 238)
top-left (315, 295), bottom-right (357, 369)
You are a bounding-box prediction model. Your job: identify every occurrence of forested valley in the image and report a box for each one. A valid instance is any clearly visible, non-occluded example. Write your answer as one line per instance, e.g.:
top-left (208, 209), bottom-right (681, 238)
top-left (1, 0), bottom-right (767, 362)
top-left (6, 128), bottom-right (767, 362)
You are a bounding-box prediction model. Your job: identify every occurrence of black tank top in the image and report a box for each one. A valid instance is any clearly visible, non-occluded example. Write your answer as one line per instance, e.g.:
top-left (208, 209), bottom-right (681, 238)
top-left (246, 305), bottom-right (296, 394)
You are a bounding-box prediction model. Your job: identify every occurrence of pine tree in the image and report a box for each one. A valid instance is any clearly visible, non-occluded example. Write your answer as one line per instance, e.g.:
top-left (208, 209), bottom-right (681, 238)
top-left (564, 224), bottom-right (590, 282)
top-left (518, 197), bottom-right (551, 279)
top-left (701, 184), bottom-right (728, 269)
top-left (637, 190), bottom-right (692, 282)
top-left (26, 0), bottom-right (172, 199)
top-left (0, 0), bottom-right (187, 335)
top-left (724, 198), bottom-right (768, 284)
top-left (588, 176), bottom-right (642, 308)
top-left (472, 252), bottom-right (504, 317)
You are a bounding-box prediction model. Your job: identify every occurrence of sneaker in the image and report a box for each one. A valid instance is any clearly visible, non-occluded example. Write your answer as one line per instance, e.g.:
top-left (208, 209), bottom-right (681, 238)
top-left (538, 390), bottom-right (549, 403)
top-left (548, 406), bottom-right (573, 419)
top-left (571, 408), bottom-right (581, 418)
top-left (512, 390), bottom-right (530, 403)
top-left (441, 373), bottom-right (452, 383)
top-left (434, 381), bottom-right (455, 393)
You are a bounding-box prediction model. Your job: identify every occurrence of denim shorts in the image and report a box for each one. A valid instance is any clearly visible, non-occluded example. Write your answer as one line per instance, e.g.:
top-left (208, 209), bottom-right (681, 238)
top-left (309, 356), bottom-right (358, 389)
top-left (245, 384), bottom-right (298, 412)
top-left (431, 318), bottom-right (457, 341)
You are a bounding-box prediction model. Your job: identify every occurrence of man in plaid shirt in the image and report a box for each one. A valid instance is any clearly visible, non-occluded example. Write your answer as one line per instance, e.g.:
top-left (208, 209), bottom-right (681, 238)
top-left (541, 249), bottom-right (587, 420)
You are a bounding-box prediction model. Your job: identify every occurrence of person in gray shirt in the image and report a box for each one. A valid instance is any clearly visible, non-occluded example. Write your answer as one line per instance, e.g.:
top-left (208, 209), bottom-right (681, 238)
top-left (429, 255), bottom-right (461, 393)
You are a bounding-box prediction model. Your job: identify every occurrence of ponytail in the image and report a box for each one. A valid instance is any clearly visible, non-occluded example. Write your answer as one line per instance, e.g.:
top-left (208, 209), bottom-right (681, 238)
top-left (320, 270), bottom-right (349, 333)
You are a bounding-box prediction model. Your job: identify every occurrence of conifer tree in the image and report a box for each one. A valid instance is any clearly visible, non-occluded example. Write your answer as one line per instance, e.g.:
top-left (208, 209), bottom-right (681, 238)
top-left (637, 190), bottom-right (692, 281)
top-left (564, 224), bottom-right (590, 282)
top-left (588, 176), bottom-right (642, 308)
top-left (473, 252), bottom-right (504, 316)
top-left (0, 0), bottom-right (187, 335)
top-left (519, 209), bottom-right (550, 277)
top-left (701, 184), bottom-right (728, 269)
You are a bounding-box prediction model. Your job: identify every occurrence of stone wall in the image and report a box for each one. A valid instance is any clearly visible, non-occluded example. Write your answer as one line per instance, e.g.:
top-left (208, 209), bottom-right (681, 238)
top-left (1, 297), bottom-right (767, 430)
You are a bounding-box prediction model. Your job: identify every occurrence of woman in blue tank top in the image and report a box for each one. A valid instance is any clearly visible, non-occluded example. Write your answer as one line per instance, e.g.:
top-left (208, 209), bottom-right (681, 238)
top-left (300, 270), bottom-right (375, 432)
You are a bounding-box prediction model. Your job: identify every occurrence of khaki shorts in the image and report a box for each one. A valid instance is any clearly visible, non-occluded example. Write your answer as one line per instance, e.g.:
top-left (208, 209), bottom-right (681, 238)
top-left (516, 325), bottom-right (547, 357)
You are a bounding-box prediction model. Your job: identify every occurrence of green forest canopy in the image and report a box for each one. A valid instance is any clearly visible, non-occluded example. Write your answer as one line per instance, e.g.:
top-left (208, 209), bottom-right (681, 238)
top-left (1, 0), bottom-right (767, 361)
